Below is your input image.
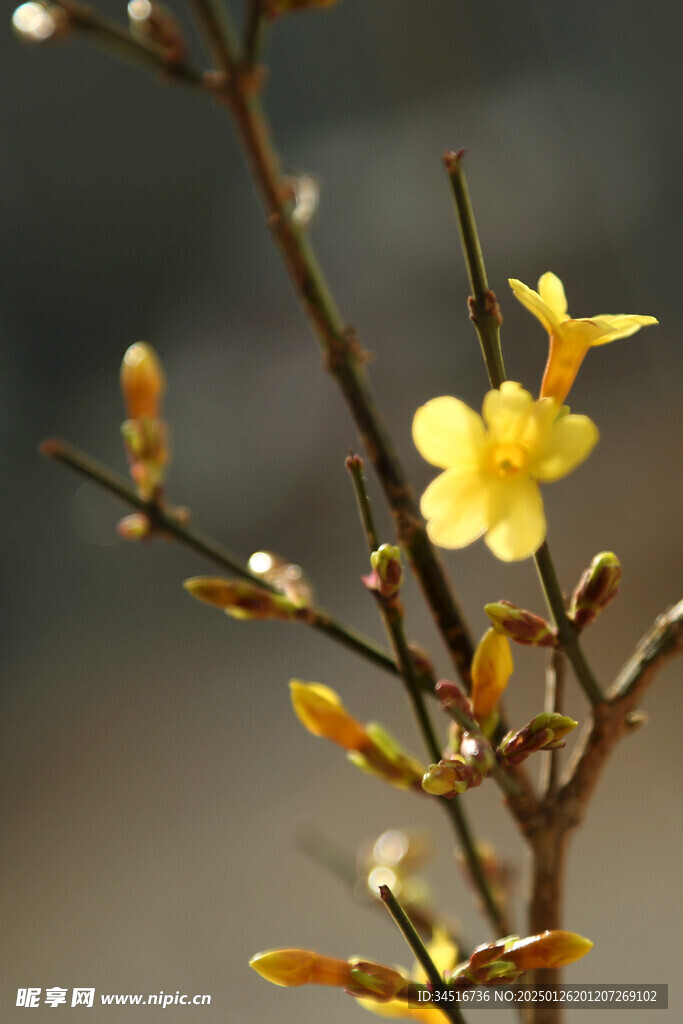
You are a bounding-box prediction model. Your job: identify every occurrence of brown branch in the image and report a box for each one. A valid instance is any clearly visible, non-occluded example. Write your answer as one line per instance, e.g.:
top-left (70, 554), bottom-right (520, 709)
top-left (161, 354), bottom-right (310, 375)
top-left (40, 437), bottom-right (414, 683)
top-left (557, 598), bottom-right (683, 826)
top-left (184, 1), bottom-right (475, 689)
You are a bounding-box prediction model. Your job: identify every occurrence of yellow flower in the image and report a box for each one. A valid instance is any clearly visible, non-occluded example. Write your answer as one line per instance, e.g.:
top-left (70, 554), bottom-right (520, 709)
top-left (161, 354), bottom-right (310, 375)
top-left (413, 382), bottom-right (598, 562)
top-left (509, 273), bottom-right (657, 405)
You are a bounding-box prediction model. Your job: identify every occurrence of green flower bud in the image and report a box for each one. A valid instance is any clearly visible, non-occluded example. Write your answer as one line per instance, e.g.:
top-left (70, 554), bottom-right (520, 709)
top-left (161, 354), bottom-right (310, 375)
top-left (570, 552), bottom-right (622, 629)
top-left (365, 544), bottom-right (403, 599)
top-left (485, 600), bottom-right (558, 647)
top-left (183, 577), bottom-right (301, 621)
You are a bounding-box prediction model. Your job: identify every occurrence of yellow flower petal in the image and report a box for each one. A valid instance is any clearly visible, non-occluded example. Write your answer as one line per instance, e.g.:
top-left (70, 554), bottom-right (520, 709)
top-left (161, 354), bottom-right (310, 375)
top-left (485, 478), bottom-right (546, 561)
top-left (357, 996), bottom-right (443, 1021)
top-left (583, 313), bottom-right (659, 346)
top-left (508, 278), bottom-right (563, 333)
top-left (530, 413), bottom-right (599, 482)
top-left (421, 468), bottom-right (489, 549)
top-left (412, 396), bottom-right (486, 469)
top-left (471, 628), bottom-right (514, 721)
top-left (537, 272), bottom-right (568, 319)
top-left (483, 382), bottom-right (557, 449)
top-left (289, 680), bottom-right (369, 750)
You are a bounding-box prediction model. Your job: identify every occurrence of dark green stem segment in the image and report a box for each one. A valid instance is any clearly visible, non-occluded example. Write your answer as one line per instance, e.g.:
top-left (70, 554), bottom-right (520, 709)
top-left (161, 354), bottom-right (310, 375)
top-left (534, 544), bottom-right (604, 706)
top-left (378, 886), bottom-right (468, 1024)
top-left (443, 150), bottom-right (506, 389)
top-left (346, 455), bottom-right (509, 937)
top-left (185, 0), bottom-right (475, 690)
top-left (40, 437), bottom-right (406, 680)
top-left (243, 0), bottom-right (269, 68)
top-left (444, 149), bottom-right (603, 710)
top-left (540, 648), bottom-right (566, 798)
top-left (54, 0), bottom-right (204, 85)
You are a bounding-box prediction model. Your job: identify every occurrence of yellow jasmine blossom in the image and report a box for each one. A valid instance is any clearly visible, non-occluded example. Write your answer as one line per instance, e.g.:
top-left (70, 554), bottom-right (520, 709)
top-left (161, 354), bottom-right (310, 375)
top-left (413, 382), bottom-right (598, 562)
top-left (509, 272), bottom-right (658, 405)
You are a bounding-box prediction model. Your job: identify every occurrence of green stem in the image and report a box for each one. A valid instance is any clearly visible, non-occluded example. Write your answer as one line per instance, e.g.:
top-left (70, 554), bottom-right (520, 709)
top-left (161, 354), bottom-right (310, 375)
top-left (54, 0), bottom-right (204, 85)
top-left (40, 437), bottom-right (406, 680)
top-left (444, 150), bottom-right (603, 709)
top-left (443, 151), bottom-right (506, 388)
top-left (534, 544), bottom-right (604, 706)
top-left (243, 0), bottom-right (269, 68)
top-left (379, 886), bottom-right (468, 1024)
top-left (346, 455), bottom-right (510, 936)
top-left (539, 648), bottom-right (566, 798)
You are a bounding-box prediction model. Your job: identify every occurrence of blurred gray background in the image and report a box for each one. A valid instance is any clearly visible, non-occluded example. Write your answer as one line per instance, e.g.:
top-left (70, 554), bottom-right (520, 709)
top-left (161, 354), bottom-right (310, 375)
top-left (2, 0), bottom-right (682, 1021)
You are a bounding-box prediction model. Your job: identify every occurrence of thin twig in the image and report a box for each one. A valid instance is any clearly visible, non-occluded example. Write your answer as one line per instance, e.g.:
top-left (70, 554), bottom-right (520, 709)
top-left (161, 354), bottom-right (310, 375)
top-left (40, 437), bottom-right (411, 681)
top-left (53, 0), bottom-right (205, 85)
top-left (443, 151), bottom-right (505, 388)
top-left (539, 649), bottom-right (566, 799)
top-left (443, 151), bottom-right (603, 709)
top-left (379, 885), bottom-right (468, 1024)
top-left (558, 598), bottom-right (683, 825)
top-left (243, 0), bottom-right (269, 68)
top-left (534, 544), bottom-right (604, 707)
top-left (346, 454), bottom-right (510, 936)
top-left (183, 0), bottom-right (475, 691)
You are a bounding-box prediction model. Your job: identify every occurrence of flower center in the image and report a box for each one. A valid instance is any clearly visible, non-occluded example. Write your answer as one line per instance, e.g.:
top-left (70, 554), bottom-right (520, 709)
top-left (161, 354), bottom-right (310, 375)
top-left (490, 442), bottom-right (528, 479)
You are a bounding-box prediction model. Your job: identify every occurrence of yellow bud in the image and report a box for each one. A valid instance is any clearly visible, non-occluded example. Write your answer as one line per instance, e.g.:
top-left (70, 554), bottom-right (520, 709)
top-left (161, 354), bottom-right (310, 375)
top-left (120, 342), bottom-right (165, 420)
top-left (505, 930), bottom-right (594, 971)
top-left (183, 577), bottom-right (299, 621)
top-left (289, 681), bottom-right (369, 751)
top-left (471, 628), bottom-right (513, 721)
top-left (249, 949), bottom-right (351, 988)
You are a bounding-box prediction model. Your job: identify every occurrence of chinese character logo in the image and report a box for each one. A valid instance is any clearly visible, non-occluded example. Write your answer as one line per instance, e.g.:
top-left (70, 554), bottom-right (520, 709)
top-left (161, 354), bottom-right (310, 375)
top-left (72, 988), bottom-right (95, 1007)
top-left (16, 988), bottom-right (41, 1008)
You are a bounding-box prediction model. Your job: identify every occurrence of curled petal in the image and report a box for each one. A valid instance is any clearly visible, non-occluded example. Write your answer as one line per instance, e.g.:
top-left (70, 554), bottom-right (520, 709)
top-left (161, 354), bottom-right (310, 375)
top-left (585, 313), bottom-right (659, 345)
top-left (509, 278), bottom-right (564, 333)
top-left (537, 272), bottom-right (568, 319)
top-left (412, 397), bottom-right (486, 469)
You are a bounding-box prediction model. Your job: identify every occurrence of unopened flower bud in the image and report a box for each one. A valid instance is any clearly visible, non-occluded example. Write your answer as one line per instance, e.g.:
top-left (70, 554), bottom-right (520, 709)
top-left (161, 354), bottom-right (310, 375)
top-left (12, 2), bottom-right (69, 43)
top-left (498, 713), bottom-right (578, 765)
top-left (422, 761), bottom-right (469, 797)
top-left (459, 731), bottom-right (496, 773)
top-left (503, 930), bottom-right (594, 971)
top-left (120, 342), bottom-right (165, 421)
top-left (183, 576), bottom-right (301, 621)
top-left (249, 948), bottom-right (352, 988)
top-left (364, 544), bottom-right (403, 599)
top-left (347, 960), bottom-right (408, 1002)
top-left (471, 628), bottom-right (514, 722)
top-left (448, 930), bottom-right (592, 985)
top-left (570, 552), bottom-right (622, 629)
top-left (117, 512), bottom-right (151, 541)
top-left (288, 681), bottom-right (369, 751)
top-left (434, 680), bottom-right (474, 725)
top-left (484, 601), bottom-right (557, 647)
top-left (127, 0), bottom-right (186, 63)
